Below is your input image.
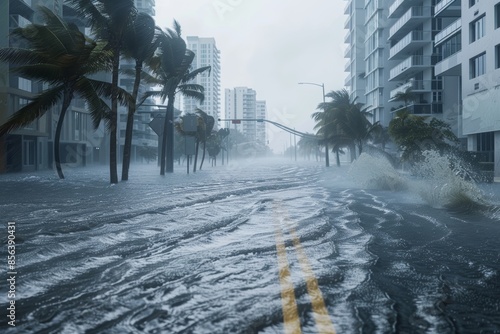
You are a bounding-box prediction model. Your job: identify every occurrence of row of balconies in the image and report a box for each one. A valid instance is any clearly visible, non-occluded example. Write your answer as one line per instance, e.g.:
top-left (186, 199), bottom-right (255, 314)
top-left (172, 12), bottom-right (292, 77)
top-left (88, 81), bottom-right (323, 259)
top-left (389, 6), bottom-right (432, 41)
top-left (389, 79), bottom-right (442, 100)
top-left (389, 30), bottom-right (431, 59)
top-left (389, 55), bottom-right (432, 81)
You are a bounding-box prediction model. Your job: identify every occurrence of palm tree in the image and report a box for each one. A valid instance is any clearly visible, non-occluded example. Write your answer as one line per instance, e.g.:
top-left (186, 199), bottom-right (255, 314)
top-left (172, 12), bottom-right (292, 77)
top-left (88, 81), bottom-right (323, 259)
top-left (0, 7), bottom-right (119, 179)
top-left (120, 12), bottom-right (157, 181)
top-left (393, 87), bottom-right (416, 109)
top-left (67, 0), bottom-right (137, 184)
top-left (195, 108), bottom-right (215, 171)
top-left (141, 23), bottom-right (210, 175)
top-left (313, 89), bottom-right (375, 160)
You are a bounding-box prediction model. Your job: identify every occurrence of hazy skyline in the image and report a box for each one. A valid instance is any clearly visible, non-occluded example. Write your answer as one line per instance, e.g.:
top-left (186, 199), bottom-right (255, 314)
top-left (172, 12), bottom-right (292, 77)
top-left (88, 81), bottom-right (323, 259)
top-left (154, 0), bottom-right (347, 153)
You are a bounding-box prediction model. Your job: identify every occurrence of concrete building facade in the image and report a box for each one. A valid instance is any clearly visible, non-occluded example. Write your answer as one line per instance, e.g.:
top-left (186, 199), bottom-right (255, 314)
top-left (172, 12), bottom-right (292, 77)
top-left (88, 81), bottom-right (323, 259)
top-left (224, 87), bottom-right (266, 142)
top-left (435, 0), bottom-right (500, 180)
top-left (183, 36), bottom-right (221, 124)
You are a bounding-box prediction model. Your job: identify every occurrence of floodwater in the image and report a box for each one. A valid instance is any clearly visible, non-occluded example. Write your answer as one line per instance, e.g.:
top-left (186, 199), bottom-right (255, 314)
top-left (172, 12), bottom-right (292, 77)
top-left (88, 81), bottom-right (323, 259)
top-left (1, 154), bottom-right (499, 333)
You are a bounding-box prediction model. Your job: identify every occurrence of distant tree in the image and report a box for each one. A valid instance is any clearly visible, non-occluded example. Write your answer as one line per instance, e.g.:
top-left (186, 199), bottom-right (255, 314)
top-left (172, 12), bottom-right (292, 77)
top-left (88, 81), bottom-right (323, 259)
top-left (393, 87), bottom-right (416, 109)
top-left (137, 143), bottom-right (157, 163)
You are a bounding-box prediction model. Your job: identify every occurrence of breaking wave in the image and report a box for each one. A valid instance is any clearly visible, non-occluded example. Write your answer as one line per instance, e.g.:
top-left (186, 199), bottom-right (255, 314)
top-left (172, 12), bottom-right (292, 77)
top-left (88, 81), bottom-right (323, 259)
top-left (349, 150), bottom-right (496, 213)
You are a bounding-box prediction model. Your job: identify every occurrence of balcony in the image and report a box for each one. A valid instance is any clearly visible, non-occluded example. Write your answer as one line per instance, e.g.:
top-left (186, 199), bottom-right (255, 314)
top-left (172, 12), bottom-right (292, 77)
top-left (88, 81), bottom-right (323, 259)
top-left (434, 0), bottom-right (461, 17)
top-left (435, 50), bottom-right (462, 76)
top-left (389, 55), bottom-right (432, 81)
top-left (389, 0), bottom-right (410, 18)
top-left (344, 44), bottom-right (352, 58)
top-left (9, 0), bottom-right (34, 19)
top-left (390, 80), bottom-right (441, 100)
top-left (389, 6), bottom-right (431, 41)
top-left (434, 18), bottom-right (461, 46)
top-left (389, 30), bottom-right (431, 59)
top-left (391, 103), bottom-right (443, 115)
top-left (344, 0), bottom-right (351, 15)
top-left (344, 29), bottom-right (351, 43)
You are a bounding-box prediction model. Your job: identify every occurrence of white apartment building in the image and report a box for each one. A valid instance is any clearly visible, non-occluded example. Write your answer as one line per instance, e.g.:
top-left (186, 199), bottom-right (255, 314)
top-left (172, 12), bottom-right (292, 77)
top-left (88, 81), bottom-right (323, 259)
top-left (225, 87), bottom-right (264, 141)
top-left (345, 0), bottom-right (461, 128)
top-left (344, 0), bottom-right (367, 106)
top-left (435, 0), bottom-right (500, 180)
top-left (184, 36), bottom-right (221, 124)
top-left (256, 100), bottom-right (267, 145)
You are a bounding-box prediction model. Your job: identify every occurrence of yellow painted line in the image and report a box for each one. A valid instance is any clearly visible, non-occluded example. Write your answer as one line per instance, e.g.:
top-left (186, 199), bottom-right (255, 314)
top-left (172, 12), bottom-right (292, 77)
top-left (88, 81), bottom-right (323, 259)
top-left (289, 226), bottom-right (336, 334)
top-left (274, 218), bottom-right (302, 334)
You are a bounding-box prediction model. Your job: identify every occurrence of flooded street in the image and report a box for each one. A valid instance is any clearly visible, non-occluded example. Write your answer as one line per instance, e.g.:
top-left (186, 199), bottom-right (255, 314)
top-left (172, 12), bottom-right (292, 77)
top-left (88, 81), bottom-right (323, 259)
top-left (1, 157), bottom-right (500, 333)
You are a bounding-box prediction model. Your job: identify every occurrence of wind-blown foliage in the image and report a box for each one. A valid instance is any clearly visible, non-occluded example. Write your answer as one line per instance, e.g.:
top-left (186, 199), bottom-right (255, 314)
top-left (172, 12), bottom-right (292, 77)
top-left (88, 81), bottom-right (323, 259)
top-left (141, 23), bottom-right (210, 175)
top-left (312, 89), bottom-right (376, 165)
top-left (120, 12), bottom-right (157, 181)
top-left (67, 0), bottom-right (137, 183)
top-left (0, 6), bottom-right (120, 179)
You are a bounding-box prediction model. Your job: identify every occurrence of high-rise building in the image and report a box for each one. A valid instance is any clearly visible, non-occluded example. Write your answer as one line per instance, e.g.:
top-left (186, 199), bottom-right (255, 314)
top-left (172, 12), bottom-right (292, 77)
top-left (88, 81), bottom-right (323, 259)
top-left (346, 0), bottom-right (500, 180)
top-left (256, 100), bottom-right (267, 145)
top-left (184, 37), bottom-right (221, 124)
top-left (435, 0), bottom-right (500, 181)
top-left (344, 0), bottom-right (367, 106)
top-left (225, 87), bottom-right (267, 142)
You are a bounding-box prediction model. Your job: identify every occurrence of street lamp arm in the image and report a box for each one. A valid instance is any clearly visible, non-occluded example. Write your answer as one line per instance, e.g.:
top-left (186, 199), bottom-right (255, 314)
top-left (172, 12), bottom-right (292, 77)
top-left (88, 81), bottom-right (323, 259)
top-left (298, 82), bottom-right (323, 88)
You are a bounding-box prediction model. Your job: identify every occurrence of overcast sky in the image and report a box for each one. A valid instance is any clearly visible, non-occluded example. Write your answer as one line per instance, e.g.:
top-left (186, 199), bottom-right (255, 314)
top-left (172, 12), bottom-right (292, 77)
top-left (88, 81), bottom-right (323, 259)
top-left (153, 0), bottom-right (347, 153)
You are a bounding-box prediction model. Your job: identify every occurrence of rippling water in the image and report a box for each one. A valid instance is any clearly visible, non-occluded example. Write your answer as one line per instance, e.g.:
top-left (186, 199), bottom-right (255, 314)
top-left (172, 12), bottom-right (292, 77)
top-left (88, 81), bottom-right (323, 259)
top-left (1, 157), bottom-right (499, 333)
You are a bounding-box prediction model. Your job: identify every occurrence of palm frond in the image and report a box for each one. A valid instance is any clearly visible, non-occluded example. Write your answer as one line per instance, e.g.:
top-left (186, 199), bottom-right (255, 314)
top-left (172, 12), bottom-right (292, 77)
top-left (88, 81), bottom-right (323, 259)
top-left (182, 65), bottom-right (211, 83)
top-left (0, 86), bottom-right (64, 136)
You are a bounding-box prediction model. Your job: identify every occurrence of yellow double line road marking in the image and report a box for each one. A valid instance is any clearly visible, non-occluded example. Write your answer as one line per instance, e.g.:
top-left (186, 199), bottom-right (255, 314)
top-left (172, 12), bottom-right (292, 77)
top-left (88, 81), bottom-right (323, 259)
top-left (273, 202), bottom-right (336, 334)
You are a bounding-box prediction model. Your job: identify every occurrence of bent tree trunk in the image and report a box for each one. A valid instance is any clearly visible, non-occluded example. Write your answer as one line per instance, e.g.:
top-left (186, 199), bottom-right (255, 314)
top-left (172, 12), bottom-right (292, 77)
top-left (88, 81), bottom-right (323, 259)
top-left (122, 61), bottom-right (142, 181)
top-left (199, 141), bottom-right (206, 170)
top-left (160, 94), bottom-right (175, 175)
top-left (109, 51), bottom-right (120, 184)
top-left (54, 90), bottom-right (73, 179)
top-left (193, 139), bottom-right (200, 173)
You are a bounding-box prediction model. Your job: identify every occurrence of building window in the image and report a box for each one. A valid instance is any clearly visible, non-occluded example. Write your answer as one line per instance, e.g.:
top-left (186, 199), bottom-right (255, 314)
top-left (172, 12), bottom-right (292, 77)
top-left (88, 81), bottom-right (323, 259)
top-left (470, 15), bottom-right (485, 43)
top-left (469, 0), bottom-right (479, 7)
top-left (470, 52), bottom-right (486, 78)
top-left (496, 44), bottom-right (500, 69)
top-left (496, 3), bottom-right (500, 29)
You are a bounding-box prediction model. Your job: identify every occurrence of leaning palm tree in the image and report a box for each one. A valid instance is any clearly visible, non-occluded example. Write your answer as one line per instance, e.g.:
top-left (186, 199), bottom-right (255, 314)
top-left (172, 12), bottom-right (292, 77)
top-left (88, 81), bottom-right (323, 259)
top-left (0, 6), bottom-right (121, 179)
top-left (120, 12), bottom-right (157, 181)
top-left (195, 108), bottom-right (215, 171)
top-left (141, 23), bottom-right (210, 175)
top-left (67, 0), bottom-right (137, 184)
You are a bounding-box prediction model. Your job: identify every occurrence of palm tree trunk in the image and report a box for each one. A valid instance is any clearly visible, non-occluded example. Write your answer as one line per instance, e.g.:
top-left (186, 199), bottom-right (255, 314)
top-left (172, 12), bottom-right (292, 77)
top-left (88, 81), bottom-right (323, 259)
top-left (324, 142), bottom-right (330, 167)
top-left (199, 141), bottom-right (206, 170)
top-left (109, 51), bottom-right (120, 184)
top-left (122, 61), bottom-right (142, 181)
top-left (54, 90), bottom-right (73, 179)
top-left (350, 144), bottom-right (356, 161)
top-left (160, 96), bottom-right (173, 175)
top-left (166, 94), bottom-right (175, 173)
top-left (193, 139), bottom-right (199, 173)
top-left (336, 150), bottom-right (340, 167)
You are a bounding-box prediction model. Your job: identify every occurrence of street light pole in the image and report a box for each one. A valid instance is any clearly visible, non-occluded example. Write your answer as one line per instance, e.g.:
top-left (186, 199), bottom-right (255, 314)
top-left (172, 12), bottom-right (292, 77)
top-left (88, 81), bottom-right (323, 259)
top-left (298, 82), bottom-right (329, 167)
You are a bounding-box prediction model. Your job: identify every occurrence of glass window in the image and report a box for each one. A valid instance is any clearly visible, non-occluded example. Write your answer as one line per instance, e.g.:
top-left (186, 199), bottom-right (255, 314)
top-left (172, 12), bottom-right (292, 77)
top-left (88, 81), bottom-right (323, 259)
top-left (470, 52), bottom-right (486, 78)
top-left (496, 3), bottom-right (500, 29)
top-left (496, 44), bottom-right (500, 69)
top-left (470, 15), bottom-right (485, 43)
